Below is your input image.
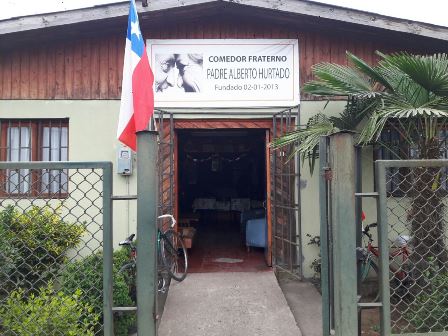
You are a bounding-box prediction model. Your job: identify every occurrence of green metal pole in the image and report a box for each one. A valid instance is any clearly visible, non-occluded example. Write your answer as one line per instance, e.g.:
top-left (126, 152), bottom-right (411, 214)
top-left (375, 161), bottom-right (391, 336)
top-left (319, 136), bottom-right (330, 336)
top-left (354, 146), bottom-right (362, 253)
top-left (329, 132), bottom-right (357, 336)
top-left (103, 162), bottom-right (114, 336)
top-left (355, 146), bottom-right (362, 336)
top-left (137, 130), bottom-right (159, 336)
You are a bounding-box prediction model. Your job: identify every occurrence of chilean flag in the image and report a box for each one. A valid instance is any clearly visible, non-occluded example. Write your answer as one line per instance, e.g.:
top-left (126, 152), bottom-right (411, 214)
top-left (117, 0), bottom-right (154, 151)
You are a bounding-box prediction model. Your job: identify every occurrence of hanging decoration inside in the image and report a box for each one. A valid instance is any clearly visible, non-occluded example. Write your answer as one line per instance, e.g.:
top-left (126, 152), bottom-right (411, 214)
top-left (186, 153), bottom-right (248, 163)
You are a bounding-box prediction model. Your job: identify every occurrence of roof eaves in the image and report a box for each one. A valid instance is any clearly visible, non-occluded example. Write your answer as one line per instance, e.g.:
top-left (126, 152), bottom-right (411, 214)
top-left (0, 0), bottom-right (219, 35)
top-left (0, 0), bottom-right (447, 42)
top-left (235, 0), bottom-right (448, 41)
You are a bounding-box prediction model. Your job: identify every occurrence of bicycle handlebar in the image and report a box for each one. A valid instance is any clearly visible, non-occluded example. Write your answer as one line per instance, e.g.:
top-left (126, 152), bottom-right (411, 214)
top-left (157, 214), bottom-right (176, 228)
top-left (362, 223), bottom-right (377, 242)
top-left (119, 215), bottom-right (176, 246)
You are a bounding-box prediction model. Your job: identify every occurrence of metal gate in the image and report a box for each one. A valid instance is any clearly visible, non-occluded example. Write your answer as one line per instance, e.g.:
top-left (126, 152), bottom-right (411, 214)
top-left (0, 161), bottom-right (114, 336)
top-left (154, 110), bottom-right (174, 217)
top-left (376, 160), bottom-right (448, 335)
top-left (271, 106), bottom-right (302, 278)
top-left (319, 134), bottom-right (448, 335)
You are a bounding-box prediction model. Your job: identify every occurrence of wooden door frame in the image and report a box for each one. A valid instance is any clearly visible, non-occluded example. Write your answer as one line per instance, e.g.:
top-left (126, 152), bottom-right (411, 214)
top-left (265, 129), bottom-right (273, 266)
top-left (173, 119), bottom-right (273, 266)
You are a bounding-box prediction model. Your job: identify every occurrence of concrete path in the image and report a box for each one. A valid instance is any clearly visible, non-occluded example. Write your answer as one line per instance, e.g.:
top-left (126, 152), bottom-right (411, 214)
top-left (158, 271), bottom-right (302, 336)
top-left (278, 275), bottom-right (323, 336)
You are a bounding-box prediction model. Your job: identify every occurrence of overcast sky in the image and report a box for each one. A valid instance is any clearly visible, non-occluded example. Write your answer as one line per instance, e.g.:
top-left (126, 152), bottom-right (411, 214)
top-left (1, 0), bottom-right (447, 27)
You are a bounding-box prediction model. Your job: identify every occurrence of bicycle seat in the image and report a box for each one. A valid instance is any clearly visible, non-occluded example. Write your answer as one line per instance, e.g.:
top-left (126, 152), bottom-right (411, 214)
top-left (364, 223), bottom-right (377, 231)
top-left (119, 233), bottom-right (135, 246)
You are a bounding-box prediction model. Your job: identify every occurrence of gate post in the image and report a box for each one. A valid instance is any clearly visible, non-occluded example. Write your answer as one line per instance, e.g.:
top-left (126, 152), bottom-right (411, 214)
top-left (103, 162), bottom-right (114, 336)
top-left (137, 130), bottom-right (159, 336)
top-left (319, 136), bottom-right (331, 336)
top-left (329, 132), bottom-right (357, 336)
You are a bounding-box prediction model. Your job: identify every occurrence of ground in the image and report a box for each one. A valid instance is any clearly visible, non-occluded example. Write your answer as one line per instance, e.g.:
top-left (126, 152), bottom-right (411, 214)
top-left (158, 272), bottom-right (302, 336)
top-left (278, 273), bottom-right (381, 336)
top-left (277, 272), bottom-right (322, 336)
top-left (360, 309), bottom-right (381, 335)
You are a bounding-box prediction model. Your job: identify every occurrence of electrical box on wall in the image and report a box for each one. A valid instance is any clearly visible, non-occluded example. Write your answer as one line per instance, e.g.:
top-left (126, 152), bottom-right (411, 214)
top-left (117, 146), bottom-right (133, 175)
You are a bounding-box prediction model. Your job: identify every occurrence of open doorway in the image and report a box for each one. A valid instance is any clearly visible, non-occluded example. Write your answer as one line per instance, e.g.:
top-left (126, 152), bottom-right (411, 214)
top-left (177, 129), bottom-right (269, 272)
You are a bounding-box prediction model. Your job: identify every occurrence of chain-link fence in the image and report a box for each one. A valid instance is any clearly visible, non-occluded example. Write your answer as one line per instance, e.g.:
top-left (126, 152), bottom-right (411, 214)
top-left (377, 160), bottom-right (448, 335)
top-left (0, 162), bottom-right (114, 336)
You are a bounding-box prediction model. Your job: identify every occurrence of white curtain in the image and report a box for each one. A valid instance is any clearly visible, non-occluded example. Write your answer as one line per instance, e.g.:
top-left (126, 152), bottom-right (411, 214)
top-left (7, 126), bottom-right (31, 193)
top-left (41, 126), bottom-right (68, 193)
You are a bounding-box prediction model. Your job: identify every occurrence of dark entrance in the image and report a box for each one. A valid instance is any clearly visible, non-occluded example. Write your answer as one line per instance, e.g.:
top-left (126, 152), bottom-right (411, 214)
top-left (177, 129), bottom-right (269, 272)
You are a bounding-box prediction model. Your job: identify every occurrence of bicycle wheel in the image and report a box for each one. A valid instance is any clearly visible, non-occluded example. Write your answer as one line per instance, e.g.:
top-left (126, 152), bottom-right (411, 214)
top-left (358, 258), bottom-right (380, 303)
top-left (160, 229), bottom-right (188, 282)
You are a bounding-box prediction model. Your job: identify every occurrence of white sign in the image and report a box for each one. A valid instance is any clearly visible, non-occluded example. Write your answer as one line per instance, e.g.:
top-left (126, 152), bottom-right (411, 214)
top-left (147, 39), bottom-right (300, 108)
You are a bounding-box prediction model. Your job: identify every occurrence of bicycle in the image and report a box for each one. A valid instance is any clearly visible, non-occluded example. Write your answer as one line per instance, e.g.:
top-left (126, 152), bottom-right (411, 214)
top-left (157, 214), bottom-right (188, 282)
top-left (357, 222), bottom-right (413, 303)
top-left (118, 214), bottom-right (188, 300)
top-left (118, 233), bottom-right (168, 300)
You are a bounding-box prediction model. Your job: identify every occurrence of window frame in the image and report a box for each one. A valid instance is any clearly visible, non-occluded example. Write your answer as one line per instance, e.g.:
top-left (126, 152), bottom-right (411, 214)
top-left (0, 119), bottom-right (69, 198)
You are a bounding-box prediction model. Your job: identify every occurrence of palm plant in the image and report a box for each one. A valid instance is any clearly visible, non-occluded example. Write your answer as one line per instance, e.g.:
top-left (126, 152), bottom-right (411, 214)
top-left (273, 51), bottom-right (448, 269)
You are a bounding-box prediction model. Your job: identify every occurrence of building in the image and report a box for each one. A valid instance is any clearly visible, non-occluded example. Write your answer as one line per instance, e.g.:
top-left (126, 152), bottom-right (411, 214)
top-left (1, 0), bottom-right (447, 278)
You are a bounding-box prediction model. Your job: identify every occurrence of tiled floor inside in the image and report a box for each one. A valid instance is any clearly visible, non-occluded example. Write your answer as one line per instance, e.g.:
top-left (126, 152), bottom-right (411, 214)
top-left (187, 217), bottom-right (268, 273)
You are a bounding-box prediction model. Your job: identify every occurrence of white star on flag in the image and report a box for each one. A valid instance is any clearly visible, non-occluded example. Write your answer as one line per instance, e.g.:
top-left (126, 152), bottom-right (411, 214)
top-left (131, 20), bottom-right (141, 40)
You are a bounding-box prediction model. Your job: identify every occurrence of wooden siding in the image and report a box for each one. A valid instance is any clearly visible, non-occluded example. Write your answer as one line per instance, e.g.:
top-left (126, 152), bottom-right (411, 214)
top-left (0, 18), bottom-right (442, 101)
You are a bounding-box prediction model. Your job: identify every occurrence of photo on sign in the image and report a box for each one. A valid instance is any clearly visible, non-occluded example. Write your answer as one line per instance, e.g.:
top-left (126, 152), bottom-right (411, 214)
top-left (154, 53), bottom-right (204, 93)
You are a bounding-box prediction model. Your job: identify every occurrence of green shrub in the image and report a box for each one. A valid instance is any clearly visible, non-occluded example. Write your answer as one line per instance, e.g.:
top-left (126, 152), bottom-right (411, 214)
top-left (0, 282), bottom-right (99, 336)
top-left (0, 205), bottom-right (86, 292)
top-left (0, 222), bottom-right (19, 291)
top-left (60, 248), bottom-right (136, 336)
top-left (406, 261), bottom-right (448, 332)
top-left (306, 234), bottom-right (321, 278)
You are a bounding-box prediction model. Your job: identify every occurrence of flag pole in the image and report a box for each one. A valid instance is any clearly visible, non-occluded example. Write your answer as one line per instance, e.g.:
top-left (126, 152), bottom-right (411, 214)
top-left (118, 0), bottom-right (156, 330)
top-left (136, 129), bottom-right (159, 336)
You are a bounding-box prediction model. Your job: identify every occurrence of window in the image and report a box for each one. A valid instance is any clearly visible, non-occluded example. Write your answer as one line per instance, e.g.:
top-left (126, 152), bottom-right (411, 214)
top-left (0, 119), bottom-right (69, 196)
top-left (375, 127), bottom-right (448, 195)
top-left (375, 128), bottom-right (404, 194)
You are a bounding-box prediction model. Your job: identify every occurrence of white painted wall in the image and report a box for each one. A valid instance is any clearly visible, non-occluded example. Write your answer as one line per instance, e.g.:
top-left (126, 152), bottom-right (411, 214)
top-left (298, 101), bottom-right (382, 277)
top-left (1, 100), bottom-right (138, 250)
top-left (1, 99), bottom-right (379, 277)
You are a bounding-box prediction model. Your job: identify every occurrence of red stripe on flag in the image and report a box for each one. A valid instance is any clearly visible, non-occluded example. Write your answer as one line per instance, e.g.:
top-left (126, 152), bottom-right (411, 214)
top-left (118, 115), bottom-right (137, 151)
top-left (132, 47), bottom-right (155, 132)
